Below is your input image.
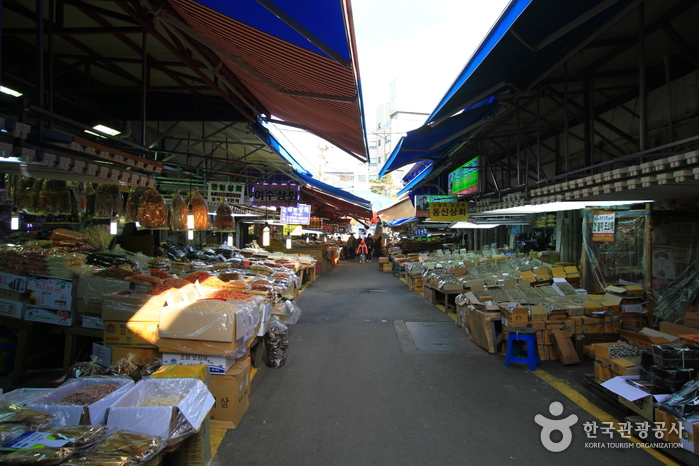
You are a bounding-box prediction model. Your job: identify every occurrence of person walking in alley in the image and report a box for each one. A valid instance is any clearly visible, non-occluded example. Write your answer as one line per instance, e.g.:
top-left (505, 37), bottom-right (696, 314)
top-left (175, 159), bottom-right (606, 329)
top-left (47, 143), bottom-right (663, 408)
top-left (373, 234), bottom-right (383, 261)
top-left (356, 239), bottom-right (369, 263)
top-left (347, 233), bottom-right (358, 260)
top-left (365, 235), bottom-right (374, 262)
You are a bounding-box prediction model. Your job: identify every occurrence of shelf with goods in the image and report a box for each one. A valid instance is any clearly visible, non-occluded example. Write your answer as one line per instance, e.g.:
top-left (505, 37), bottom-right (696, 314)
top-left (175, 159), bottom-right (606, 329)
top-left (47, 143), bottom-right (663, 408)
top-left (0, 174), bottom-right (323, 464)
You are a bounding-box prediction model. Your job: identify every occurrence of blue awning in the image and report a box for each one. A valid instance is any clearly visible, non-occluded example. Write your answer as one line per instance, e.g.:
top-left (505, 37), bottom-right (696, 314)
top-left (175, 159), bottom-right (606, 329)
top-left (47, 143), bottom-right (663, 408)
top-left (387, 217), bottom-right (418, 227)
top-left (379, 97), bottom-right (498, 177)
top-left (397, 162), bottom-right (435, 197)
top-left (294, 171), bottom-right (372, 209)
top-left (380, 0), bottom-right (638, 184)
top-left (427, 0), bottom-right (634, 125)
top-left (161, 0), bottom-right (369, 160)
top-left (249, 122), bottom-right (311, 175)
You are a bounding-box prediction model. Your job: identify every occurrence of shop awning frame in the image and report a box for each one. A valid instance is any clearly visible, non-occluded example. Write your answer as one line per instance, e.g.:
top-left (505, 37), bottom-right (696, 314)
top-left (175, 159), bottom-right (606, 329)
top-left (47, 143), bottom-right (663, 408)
top-left (152, 0), bottom-right (370, 161)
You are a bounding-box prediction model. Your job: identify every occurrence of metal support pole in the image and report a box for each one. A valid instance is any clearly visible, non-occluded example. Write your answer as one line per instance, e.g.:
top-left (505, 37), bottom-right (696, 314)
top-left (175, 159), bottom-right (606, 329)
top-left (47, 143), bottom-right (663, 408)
top-left (564, 62), bottom-right (569, 174)
top-left (583, 79), bottom-right (591, 170)
top-left (36, 0), bottom-right (45, 140)
top-left (516, 106), bottom-right (522, 187)
top-left (590, 74), bottom-right (595, 166)
top-left (48, 0), bottom-right (54, 123)
top-left (536, 88), bottom-right (541, 182)
top-left (141, 30), bottom-right (148, 146)
top-left (638, 1), bottom-right (647, 151)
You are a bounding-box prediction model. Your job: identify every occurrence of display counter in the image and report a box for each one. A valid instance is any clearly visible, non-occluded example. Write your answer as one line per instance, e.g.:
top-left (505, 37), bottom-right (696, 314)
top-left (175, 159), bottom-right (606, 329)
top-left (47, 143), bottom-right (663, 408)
top-left (266, 243), bottom-right (332, 274)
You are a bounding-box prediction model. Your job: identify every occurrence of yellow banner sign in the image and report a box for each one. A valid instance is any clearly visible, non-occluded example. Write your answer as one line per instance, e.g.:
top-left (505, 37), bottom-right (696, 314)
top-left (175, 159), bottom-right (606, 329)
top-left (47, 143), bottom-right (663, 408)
top-left (429, 202), bottom-right (469, 221)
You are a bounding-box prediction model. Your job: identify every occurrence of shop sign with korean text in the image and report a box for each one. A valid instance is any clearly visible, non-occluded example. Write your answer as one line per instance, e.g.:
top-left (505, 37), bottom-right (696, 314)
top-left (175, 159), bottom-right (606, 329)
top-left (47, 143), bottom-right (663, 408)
top-left (592, 213), bottom-right (615, 241)
top-left (415, 194), bottom-right (459, 217)
top-left (430, 202), bottom-right (469, 221)
top-left (280, 204), bottom-right (311, 225)
top-left (251, 183), bottom-right (300, 207)
top-left (207, 182), bottom-right (250, 206)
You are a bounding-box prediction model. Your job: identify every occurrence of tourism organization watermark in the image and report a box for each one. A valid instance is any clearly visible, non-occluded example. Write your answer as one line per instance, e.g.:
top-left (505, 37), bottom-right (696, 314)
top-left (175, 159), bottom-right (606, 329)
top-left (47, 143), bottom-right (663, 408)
top-left (535, 401), bottom-right (683, 452)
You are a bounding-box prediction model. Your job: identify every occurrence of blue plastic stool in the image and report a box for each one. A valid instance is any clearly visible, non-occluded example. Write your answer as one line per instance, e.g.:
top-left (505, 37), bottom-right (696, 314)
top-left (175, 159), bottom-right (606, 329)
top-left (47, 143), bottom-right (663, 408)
top-left (505, 327), bottom-right (540, 371)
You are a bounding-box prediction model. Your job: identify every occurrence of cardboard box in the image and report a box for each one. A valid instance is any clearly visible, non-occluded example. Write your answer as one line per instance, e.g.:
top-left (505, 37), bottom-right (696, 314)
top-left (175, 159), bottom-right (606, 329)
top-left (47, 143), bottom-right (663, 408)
top-left (605, 285), bottom-right (645, 297)
top-left (101, 292), bottom-right (166, 322)
top-left (583, 301), bottom-right (604, 316)
top-left (0, 298), bottom-right (28, 319)
top-left (110, 346), bottom-right (162, 366)
top-left (618, 328), bottom-right (677, 350)
top-left (599, 301), bottom-right (621, 314)
top-left (529, 306), bottom-right (548, 321)
top-left (603, 294), bottom-right (645, 314)
top-left (538, 344), bottom-right (558, 361)
top-left (500, 304), bottom-right (529, 323)
top-left (601, 376), bottom-right (664, 422)
top-left (77, 275), bottom-right (131, 300)
top-left (551, 330), bottom-right (580, 365)
top-left (209, 358), bottom-right (251, 429)
top-left (28, 377), bottom-right (134, 426)
top-left (654, 409), bottom-right (683, 445)
top-left (620, 315), bottom-right (646, 330)
top-left (27, 274), bottom-right (76, 311)
top-left (103, 321), bottom-right (159, 347)
top-left (0, 272), bottom-right (28, 293)
top-left (163, 352), bottom-right (237, 375)
top-left (594, 361), bottom-right (612, 381)
top-left (611, 358), bottom-right (641, 376)
top-left (0, 289), bottom-right (29, 302)
top-left (159, 301), bottom-right (254, 343)
top-left (659, 322), bottom-right (698, 337)
top-left (107, 378), bottom-right (214, 440)
top-left (151, 364), bottom-right (209, 385)
top-left (24, 306), bottom-right (74, 326)
top-left (157, 337), bottom-right (247, 358)
top-left (534, 269), bottom-right (550, 281)
top-left (684, 313), bottom-right (699, 328)
top-left (76, 298), bottom-right (102, 316)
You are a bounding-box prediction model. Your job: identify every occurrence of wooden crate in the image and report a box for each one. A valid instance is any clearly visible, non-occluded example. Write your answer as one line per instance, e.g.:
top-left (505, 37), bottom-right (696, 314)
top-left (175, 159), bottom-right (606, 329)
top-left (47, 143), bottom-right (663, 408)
top-left (381, 263), bottom-right (392, 272)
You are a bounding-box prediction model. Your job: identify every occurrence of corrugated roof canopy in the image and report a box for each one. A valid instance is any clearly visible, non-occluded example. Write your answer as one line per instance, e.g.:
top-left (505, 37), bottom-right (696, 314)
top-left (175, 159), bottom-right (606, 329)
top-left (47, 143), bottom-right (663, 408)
top-left (380, 0), bottom-right (647, 186)
top-left (159, 0), bottom-right (369, 161)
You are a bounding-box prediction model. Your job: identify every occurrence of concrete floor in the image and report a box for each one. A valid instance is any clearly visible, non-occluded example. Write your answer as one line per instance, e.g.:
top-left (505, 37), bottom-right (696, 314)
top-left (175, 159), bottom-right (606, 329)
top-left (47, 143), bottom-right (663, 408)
top-left (214, 259), bottom-right (672, 466)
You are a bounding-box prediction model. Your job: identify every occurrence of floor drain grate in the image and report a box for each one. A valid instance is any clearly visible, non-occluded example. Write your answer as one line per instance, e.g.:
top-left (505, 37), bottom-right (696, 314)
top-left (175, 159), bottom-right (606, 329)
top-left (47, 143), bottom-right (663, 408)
top-left (368, 289), bottom-right (389, 292)
top-left (394, 320), bottom-right (468, 353)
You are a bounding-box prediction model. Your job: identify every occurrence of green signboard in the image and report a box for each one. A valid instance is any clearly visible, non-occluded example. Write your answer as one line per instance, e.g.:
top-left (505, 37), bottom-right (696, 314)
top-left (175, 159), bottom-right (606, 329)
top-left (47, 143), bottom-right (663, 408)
top-left (448, 156), bottom-right (479, 196)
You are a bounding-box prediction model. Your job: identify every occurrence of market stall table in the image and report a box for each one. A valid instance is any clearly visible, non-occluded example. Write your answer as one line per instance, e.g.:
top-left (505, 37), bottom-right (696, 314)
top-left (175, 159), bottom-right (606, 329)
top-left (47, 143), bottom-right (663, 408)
top-left (422, 285), bottom-right (462, 313)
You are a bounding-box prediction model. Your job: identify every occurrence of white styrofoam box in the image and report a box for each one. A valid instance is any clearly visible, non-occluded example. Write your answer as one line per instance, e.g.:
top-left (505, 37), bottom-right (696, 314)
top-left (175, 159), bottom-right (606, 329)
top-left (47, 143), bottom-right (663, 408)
top-left (162, 352), bottom-right (236, 375)
top-left (81, 315), bottom-right (103, 329)
top-left (0, 298), bottom-right (27, 319)
top-left (28, 377), bottom-right (134, 426)
top-left (0, 388), bottom-right (53, 406)
top-left (656, 173), bottom-right (673, 185)
top-left (24, 306), bottom-right (74, 326)
top-left (0, 272), bottom-right (27, 293)
top-left (107, 378), bottom-right (214, 441)
top-left (674, 170), bottom-right (693, 182)
top-left (27, 274), bottom-right (76, 311)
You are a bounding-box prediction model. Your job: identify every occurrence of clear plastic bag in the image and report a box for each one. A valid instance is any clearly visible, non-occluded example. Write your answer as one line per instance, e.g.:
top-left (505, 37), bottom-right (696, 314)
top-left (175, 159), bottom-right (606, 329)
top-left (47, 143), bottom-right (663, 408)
top-left (188, 191), bottom-right (211, 230)
top-left (136, 189), bottom-right (168, 229)
top-left (169, 190), bottom-right (187, 231)
top-left (265, 318), bottom-right (289, 368)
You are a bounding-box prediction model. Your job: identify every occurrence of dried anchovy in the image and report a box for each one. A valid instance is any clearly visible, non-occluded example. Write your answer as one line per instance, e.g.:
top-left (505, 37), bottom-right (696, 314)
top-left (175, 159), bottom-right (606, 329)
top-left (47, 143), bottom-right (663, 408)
top-left (470, 289), bottom-right (490, 299)
top-left (487, 287), bottom-right (509, 302)
top-left (537, 285), bottom-right (562, 298)
top-left (556, 281), bottom-right (579, 296)
top-left (521, 286), bottom-right (545, 300)
top-left (505, 288), bottom-right (528, 302)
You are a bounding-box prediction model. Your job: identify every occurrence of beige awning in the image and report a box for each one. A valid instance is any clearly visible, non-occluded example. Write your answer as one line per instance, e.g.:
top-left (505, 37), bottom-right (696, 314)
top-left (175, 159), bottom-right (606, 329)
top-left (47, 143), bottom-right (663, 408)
top-left (377, 196), bottom-right (414, 222)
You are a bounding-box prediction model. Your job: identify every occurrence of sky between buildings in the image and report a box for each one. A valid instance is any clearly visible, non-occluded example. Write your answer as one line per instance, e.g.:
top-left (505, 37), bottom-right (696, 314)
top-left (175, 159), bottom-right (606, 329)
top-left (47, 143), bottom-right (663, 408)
top-left (272, 0), bottom-right (511, 174)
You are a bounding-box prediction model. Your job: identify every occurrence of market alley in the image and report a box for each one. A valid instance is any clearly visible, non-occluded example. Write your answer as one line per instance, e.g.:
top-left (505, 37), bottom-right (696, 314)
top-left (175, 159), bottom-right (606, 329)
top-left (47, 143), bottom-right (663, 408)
top-left (213, 260), bottom-right (667, 466)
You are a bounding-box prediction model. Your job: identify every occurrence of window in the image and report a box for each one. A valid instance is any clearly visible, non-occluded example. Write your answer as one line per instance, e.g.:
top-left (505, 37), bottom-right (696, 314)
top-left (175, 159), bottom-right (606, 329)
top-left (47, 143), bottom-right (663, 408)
top-left (358, 175), bottom-right (366, 182)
